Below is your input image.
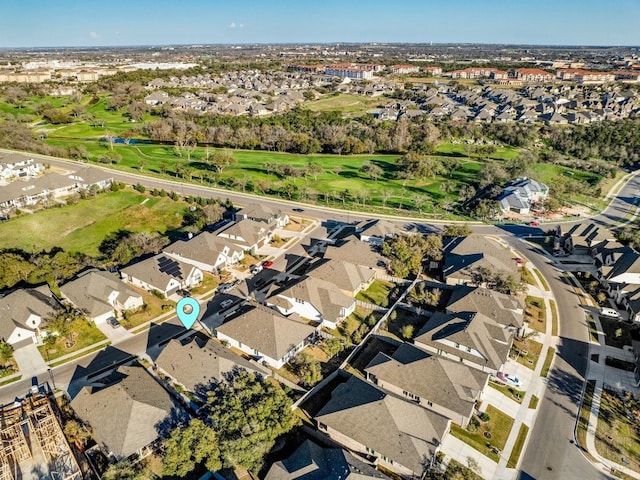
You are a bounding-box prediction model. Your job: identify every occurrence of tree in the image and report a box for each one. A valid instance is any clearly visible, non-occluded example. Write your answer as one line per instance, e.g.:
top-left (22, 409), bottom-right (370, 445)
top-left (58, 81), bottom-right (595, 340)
top-left (400, 324), bottom-right (415, 340)
top-left (305, 160), bottom-right (323, 181)
top-left (382, 233), bottom-right (443, 278)
top-left (292, 352), bottom-right (322, 387)
top-left (162, 419), bottom-right (222, 476)
top-left (211, 149), bottom-right (237, 173)
top-left (442, 224), bottom-right (472, 237)
top-left (206, 369), bottom-right (298, 472)
top-left (202, 203), bottom-right (225, 225)
top-left (63, 420), bottom-right (91, 448)
top-left (360, 161), bottom-right (384, 182)
top-left (0, 341), bottom-right (13, 365)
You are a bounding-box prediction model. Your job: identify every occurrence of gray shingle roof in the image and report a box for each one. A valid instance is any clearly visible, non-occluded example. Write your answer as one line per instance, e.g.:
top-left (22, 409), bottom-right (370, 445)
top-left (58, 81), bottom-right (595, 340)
top-left (216, 305), bottom-right (317, 362)
top-left (266, 439), bottom-right (390, 480)
top-left (274, 276), bottom-right (354, 322)
top-left (164, 232), bottom-right (241, 266)
top-left (443, 236), bottom-right (520, 284)
top-left (155, 337), bottom-right (269, 391)
top-left (446, 286), bottom-right (524, 328)
top-left (365, 343), bottom-right (489, 421)
top-left (414, 311), bottom-right (513, 371)
top-left (308, 260), bottom-right (375, 295)
top-left (70, 366), bottom-right (188, 458)
top-left (60, 269), bottom-right (140, 319)
top-left (315, 375), bottom-right (449, 475)
top-left (121, 254), bottom-right (196, 291)
top-left (0, 286), bottom-right (59, 341)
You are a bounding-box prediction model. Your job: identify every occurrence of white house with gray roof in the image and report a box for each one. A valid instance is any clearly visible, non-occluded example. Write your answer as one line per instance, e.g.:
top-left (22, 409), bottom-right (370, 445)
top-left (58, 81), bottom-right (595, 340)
top-left (59, 269), bottom-right (143, 323)
top-left (214, 305), bottom-right (318, 369)
top-left (498, 177), bottom-right (549, 214)
top-left (0, 286), bottom-right (59, 347)
top-left (267, 276), bottom-right (355, 329)
top-left (163, 231), bottom-right (244, 272)
top-left (120, 254), bottom-right (203, 298)
top-left (217, 218), bottom-right (273, 252)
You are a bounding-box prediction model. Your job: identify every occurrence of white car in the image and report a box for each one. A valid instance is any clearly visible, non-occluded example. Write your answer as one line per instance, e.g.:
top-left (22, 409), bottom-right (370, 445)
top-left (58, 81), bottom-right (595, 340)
top-left (599, 307), bottom-right (620, 318)
top-left (250, 264), bottom-right (263, 274)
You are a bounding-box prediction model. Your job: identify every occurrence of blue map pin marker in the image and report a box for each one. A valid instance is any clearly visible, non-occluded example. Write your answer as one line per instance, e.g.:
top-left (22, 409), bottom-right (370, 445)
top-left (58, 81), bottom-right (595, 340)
top-left (176, 297), bottom-right (200, 330)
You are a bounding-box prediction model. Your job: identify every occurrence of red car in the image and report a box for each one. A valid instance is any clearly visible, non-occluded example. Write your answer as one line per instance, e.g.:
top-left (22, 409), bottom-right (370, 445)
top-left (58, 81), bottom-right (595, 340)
top-left (529, 221), bottom-right (540, 227)
top-left (262, 260), bottom-right (274, 268)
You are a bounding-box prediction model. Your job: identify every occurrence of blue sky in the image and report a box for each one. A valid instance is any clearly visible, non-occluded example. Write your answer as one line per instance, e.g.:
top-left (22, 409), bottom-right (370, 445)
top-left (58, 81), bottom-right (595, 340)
top-left (1, 0), bottom-right (639, 47)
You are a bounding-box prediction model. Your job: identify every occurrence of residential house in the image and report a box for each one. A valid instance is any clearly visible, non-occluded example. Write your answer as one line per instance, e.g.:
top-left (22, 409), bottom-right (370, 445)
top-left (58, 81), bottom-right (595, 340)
top-left (446, 285), bottom-right (524, 331)
top-left (356, 219), bottom-right (399, 246)
top-left (120, 254), bottom-right (203, 297)
top-left (0, 172), bottom-right (77, 213)
top-left (265, 438), bottom-right (390, 480)
top-left (365, 342), bottom-right (489, 427)
top-left (236, 203), bottom-right (289, 228)
top-left (0, 286), bottom-right (59, 347)
top-left (498, 177), bottom-right (549, 214)
top-left (442, 236), bottom-right (521, 287)
top-left (67, 167), bottom-right (113, 191)
top-left (315, 374), bottom-right (450, 477)
top-left (217, 218), bottom-right (273, 252)
top-left (413, 310), bottom-right (516, 374)
top-left (0, 154), bottom-right (44, 180)
top-left (59, 269), bottom-right (143, 323)
top-left (307, 259), bottom-right (376, 298)
top-left (155, 336), bottom-right (269, 393)
top-left (267, 276), bottom-right (356, 329)
top-left (214, 305), bottom-right (318, 369)
top-left (163, 232), bottom-right (244, 273)
top-left (321, 238), bottom-right (388, 272)
top-left (70, 365), bottom-right (188, 460)
top-left (390, 65), bottom-right (420, 75)
top-left (144, 91), bottom-right (170, 105)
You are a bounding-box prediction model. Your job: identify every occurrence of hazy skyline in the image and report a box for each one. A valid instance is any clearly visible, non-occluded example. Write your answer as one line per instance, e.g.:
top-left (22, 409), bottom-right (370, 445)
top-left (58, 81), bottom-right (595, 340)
top-left (2, 0), bottom-right (639, 48)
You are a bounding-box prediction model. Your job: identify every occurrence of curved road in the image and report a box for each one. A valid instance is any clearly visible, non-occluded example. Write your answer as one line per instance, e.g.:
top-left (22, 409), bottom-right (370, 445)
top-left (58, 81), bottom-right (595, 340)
top-left (3, 150), bottom-right (640, 479)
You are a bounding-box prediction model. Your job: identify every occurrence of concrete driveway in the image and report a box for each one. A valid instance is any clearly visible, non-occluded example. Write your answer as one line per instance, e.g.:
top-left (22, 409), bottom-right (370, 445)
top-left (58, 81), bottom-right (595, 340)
top-left (13, 342), bottom-right (48, 377)
top-left (96, 321), bottom-right (135, 344)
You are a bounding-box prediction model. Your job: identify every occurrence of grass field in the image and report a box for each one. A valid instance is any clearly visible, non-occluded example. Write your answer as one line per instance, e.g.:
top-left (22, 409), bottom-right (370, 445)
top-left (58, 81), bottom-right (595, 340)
top-left (549, 299), bottom-right (559, 336)
top-left (511, 337), bottom-right (543, 370)
top-left (0, 189), bottom-right (188, 256)
top-left (489, 381), bottom-right (525, 404)
top-left (525, 295), bottom-right (547, 334)
top-left (541, 347), bottom-right (555, 378)
top-left (305, 93), bottom-right (384, 116)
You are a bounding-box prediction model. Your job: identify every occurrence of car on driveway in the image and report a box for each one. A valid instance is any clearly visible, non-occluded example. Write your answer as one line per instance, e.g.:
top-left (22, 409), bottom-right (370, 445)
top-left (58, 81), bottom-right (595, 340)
top-left (250, 264), bottom-right (263, 274)
top-left (497, 372), bottom-right (522, 388)
top-left (599, 307), bottom-right (621, 319)
top-left (217, 281), bottom-right (238, 294)
top-left (262, 260), bottom-right (274, 268)
top-left (529, 221), bottom-right (540, 227)
top-left (106, 317), bottom-right (121, 329)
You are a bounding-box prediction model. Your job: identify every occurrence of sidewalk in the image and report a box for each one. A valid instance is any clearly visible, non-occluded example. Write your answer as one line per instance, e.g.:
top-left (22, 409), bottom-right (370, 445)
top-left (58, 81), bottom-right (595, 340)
top-left (572, 272), bottom-right (640, 479)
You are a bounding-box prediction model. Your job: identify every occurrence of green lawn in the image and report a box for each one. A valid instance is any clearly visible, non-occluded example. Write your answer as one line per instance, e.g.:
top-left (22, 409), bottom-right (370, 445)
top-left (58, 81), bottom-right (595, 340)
top-left (529, 395), bottom-right (539, 409)
top-left (121, 290), bottom-right (176, 330)
top-left (325, 306), bottom-right (374, 344)
top-left (0, 189), bottom-right (188, 256)
top-left (532, 268), bottom-right (550, 291)
top-left (489, 381), bottom-right (525, 404)
top-left (383, 307), bottom-right (430, 342)
top-left (355, 280), bottom-right (396, 307)
top-left (549, 299), bottom-right (559, 336)
top-left (541, 347), bottom-right (555, 378)
top-left (305, 93), bottom-right (384, 116)
top-left (507, 424), bottom-right (530, 468)
top-left (525, 295), bottom-right (547, 334)
top-left (511, 337), bottom-right (543, 370)
top-left (38, 318), bottom-right (108, 362)
top-left (451, 405), bottom-right (515, 461)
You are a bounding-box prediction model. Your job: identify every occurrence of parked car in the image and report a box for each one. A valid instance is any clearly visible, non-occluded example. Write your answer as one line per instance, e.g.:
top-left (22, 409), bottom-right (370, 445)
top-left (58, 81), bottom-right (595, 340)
top-left (217, 282), bottom-right (235, 294)
top-left (250, 264), bottom-right (263, 274)
top-left (106, 317), bottom-right (121, 329)
top-left (498, 372), bottom-right (522, 388)
top-left (177, 289), bottom-right (191, 297)
top-left (262, 260), bottom-right (274, 268)
top-left (553, 250), bottom-right (567, 257)
top-left (529, 221), bottom-right (540, 227)
top-left (599, 307), bottom-right (621, 318)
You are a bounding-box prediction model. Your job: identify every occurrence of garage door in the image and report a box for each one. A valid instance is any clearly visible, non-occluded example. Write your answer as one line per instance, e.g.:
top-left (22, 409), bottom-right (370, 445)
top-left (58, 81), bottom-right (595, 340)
top-left (165, 286), bottom-right (178, 297)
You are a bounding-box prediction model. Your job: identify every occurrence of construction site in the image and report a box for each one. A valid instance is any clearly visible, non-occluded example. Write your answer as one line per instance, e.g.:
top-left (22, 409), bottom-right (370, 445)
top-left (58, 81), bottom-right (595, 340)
top-left (0, 391), bottom-right (82, 480)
